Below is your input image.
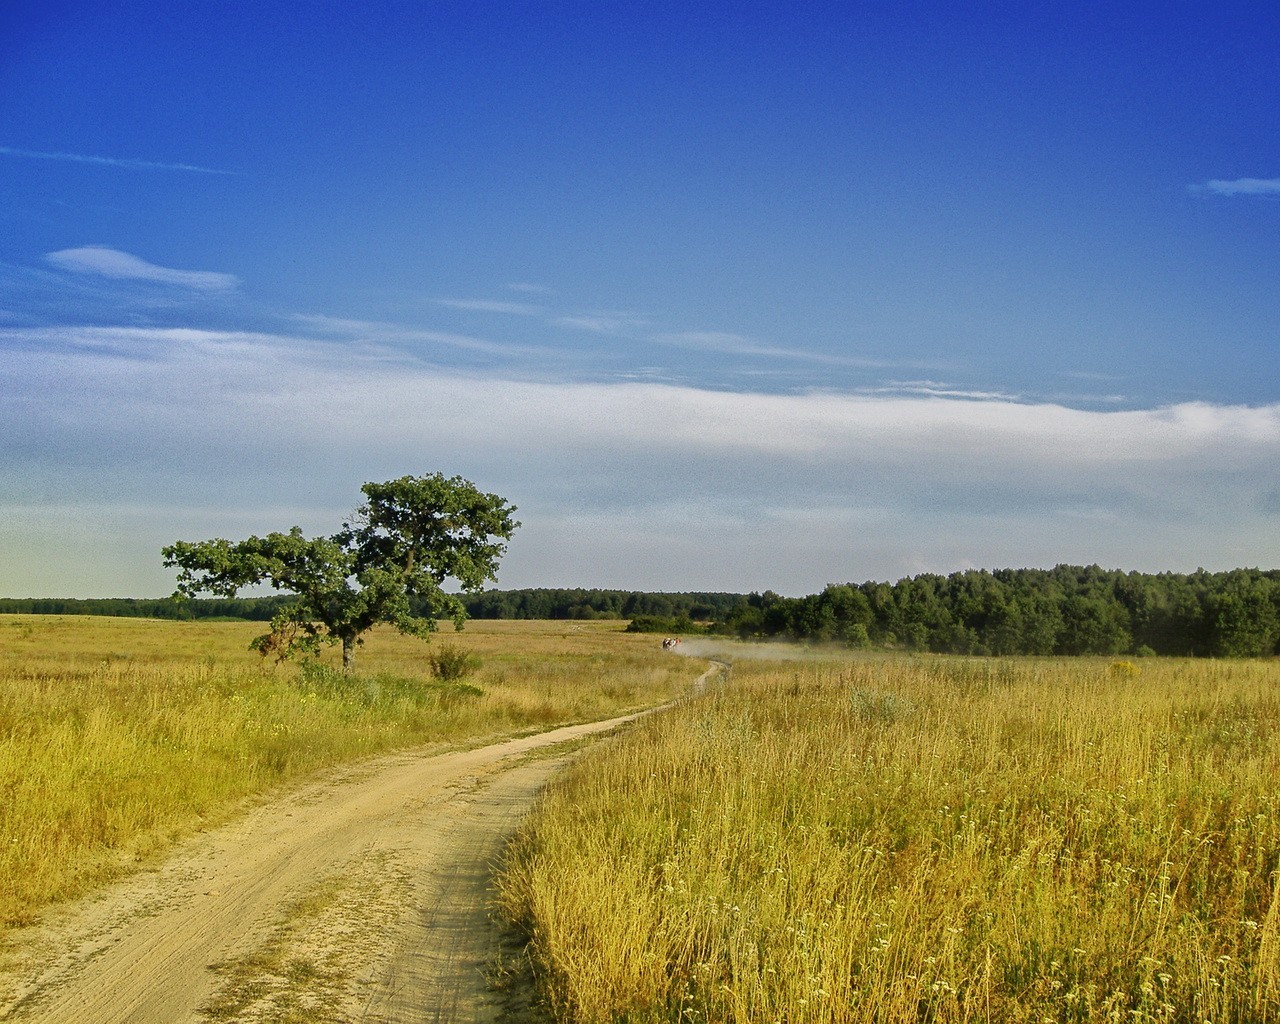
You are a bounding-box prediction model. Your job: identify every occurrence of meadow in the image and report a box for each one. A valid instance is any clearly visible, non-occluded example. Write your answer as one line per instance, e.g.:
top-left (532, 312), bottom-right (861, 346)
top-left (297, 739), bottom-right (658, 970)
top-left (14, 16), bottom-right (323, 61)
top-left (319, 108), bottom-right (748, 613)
top-left (500, 648), bottom-right (1280, 1023)
top-left (0, 614), bottom-right (698, 937)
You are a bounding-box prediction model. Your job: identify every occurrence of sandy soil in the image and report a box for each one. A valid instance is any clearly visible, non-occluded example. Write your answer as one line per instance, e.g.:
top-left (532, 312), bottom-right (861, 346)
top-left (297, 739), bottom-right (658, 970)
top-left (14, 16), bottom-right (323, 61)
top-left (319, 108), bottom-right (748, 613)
top-left (0, 709), bottom-right (660, 1024)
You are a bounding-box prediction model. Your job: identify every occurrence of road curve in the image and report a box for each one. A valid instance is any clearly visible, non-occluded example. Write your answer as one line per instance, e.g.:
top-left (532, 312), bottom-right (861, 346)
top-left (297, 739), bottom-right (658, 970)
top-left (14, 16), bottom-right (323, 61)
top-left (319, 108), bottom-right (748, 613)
top-left (0, 709), bottom-right (662, 1024)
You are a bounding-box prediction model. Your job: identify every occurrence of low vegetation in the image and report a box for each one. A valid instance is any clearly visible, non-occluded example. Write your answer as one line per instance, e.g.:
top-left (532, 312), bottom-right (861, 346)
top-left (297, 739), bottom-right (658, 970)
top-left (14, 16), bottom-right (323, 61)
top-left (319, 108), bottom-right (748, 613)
top-left (0, 614), bottom-right (697, 936)
top-left (500, 648), bottom-right (1280, 1022)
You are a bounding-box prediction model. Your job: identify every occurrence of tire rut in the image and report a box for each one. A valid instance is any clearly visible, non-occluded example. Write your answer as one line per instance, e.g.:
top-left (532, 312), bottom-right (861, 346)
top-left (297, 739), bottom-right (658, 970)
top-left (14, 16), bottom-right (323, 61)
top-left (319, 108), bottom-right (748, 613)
top-left (0, 714), bottom-right (646, 1024)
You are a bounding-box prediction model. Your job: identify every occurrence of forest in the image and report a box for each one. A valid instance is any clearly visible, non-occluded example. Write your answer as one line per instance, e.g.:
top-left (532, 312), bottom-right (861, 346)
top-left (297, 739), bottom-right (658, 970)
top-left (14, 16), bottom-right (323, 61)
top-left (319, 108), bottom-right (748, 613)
top-left (0, 589), bottom-right (743, 625)
top-left (0, 596), bottom-right (289, 620)
top-left (713, 565), bottom-right (1280, 657)
top-left (458, 588), bottom-right (743, 622)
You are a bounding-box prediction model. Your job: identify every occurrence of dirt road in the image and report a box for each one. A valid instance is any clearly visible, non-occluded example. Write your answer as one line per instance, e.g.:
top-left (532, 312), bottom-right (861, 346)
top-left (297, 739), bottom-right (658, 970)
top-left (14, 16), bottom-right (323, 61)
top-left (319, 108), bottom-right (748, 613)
top-left (0, 706), bottom-right (666, 1024)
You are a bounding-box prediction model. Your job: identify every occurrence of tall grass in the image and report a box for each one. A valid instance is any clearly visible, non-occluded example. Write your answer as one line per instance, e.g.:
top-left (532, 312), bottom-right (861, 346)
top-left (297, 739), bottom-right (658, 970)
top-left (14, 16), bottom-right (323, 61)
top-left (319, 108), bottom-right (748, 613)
top-left (0, 615), bottom-right (696, 936)
top-left (500, 652), bottom-right (1280, 1022)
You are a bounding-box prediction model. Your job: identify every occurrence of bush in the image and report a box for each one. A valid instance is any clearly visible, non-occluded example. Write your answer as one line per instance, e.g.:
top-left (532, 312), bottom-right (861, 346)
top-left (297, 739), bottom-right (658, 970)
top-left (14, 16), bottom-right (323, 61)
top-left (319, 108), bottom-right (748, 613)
top-left (429, 643), bottom-right (480, 681)
top-left (298, 658), bottom-right (347, 694)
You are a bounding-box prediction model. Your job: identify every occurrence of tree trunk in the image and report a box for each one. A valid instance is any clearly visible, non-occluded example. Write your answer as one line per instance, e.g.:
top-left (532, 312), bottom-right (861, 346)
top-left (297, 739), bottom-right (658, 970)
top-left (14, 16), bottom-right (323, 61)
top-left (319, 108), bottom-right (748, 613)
top-left (342, 637), bottom-right (355, 672)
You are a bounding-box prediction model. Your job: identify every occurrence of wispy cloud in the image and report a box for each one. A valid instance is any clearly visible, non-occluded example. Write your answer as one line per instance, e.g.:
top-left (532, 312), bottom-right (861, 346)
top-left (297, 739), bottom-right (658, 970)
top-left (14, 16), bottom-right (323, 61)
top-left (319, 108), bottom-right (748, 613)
top-left (0, 145), bottom-right (233, 176)
top-left (435, 297), bottom-right (545, 316)
top-left (863, 380), bottom-right (1023, 402)
top-left (291, 314), bottom-right (544, 357)
top-left (653, 330), bottom-right (938, 370)
top-left (45, 247), bottom-right (239, 291)
top-left (1060, 370), bottom-right (1125, 382)
top-left (654, 330), bottom-right (758, 351)
top-left (555, 312), bottom-right (648, 334)
top-left (557, 315), bottom-right (624, 333)
top-left (1201, 177), bottom-right (1280, 196)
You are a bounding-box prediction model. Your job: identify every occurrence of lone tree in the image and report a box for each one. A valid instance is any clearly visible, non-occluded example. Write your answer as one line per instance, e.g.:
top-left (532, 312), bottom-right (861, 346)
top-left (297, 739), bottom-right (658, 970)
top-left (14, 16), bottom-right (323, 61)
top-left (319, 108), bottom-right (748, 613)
top-left (162, 474), bottom-right (519, 671)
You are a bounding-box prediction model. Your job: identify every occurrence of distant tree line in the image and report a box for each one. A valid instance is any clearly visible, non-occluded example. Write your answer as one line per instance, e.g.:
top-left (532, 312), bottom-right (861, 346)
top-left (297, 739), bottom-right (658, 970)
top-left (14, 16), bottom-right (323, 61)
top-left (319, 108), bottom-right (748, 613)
top-left (0, 596), bottom-right (293, 620)
top-left (0, 589), bottom-right (743, 626)
top-left (716, 566), bottom-right (1280, 658)
top-left (456, 588), bottom-right (744, 622)
top-left (5, 569), bottom-right (1279, 657)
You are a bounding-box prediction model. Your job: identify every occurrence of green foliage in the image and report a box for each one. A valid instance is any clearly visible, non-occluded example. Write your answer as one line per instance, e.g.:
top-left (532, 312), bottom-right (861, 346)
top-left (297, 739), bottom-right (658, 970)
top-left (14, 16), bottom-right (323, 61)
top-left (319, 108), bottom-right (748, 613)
top-left (717, 566), bottom-right (1280, 658)
top-left (1205, 571), bottom-right (1280, 657)
top-left (0, 596), bottom-right (294, 620)
top-left (459, 588), bottom-right (741, 621)
top-left (624, 614), bottom-right (699, 635)
top-left (297, 658), bottom-right (483, 705)
top-left (427, 643), bottom-right (480, 681)
top-left (297, 658), bottom-right (349, 694)
top-left (0, 591), bottom-right (737, 623)
top-left (162, 474), bottom-right (518, 670)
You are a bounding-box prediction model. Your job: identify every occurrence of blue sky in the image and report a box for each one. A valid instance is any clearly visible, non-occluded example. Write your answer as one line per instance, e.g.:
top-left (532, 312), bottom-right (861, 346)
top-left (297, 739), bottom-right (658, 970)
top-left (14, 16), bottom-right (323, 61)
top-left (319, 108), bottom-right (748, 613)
top-left (2, 1), bottom-right (1278, 598)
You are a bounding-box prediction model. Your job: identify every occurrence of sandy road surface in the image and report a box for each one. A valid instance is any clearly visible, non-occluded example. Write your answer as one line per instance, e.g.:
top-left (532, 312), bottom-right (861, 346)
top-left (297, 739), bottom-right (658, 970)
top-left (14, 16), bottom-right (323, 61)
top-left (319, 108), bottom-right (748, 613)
top-left (0, 703), bottom-right (679, 1024)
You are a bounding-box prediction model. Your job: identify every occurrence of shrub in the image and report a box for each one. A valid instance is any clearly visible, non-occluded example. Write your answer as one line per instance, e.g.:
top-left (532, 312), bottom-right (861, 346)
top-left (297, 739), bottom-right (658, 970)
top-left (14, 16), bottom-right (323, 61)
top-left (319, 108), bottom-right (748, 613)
top-left (428, 643), bottom-right (480, 681)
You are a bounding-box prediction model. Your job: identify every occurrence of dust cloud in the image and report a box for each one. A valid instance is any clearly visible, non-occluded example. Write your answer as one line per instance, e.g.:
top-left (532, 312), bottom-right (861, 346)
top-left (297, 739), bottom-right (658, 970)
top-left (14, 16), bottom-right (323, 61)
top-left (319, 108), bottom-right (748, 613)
top-left (667, 637), bottom-right (854, 664)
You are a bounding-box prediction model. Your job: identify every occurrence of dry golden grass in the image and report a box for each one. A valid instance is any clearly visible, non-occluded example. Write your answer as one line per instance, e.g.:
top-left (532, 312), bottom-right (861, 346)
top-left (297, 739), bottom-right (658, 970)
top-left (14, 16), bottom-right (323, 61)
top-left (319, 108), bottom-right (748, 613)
top-left (0, 614), bottom-right (697, 937)
top-left (500, 650), bottom-right (1280, 1023)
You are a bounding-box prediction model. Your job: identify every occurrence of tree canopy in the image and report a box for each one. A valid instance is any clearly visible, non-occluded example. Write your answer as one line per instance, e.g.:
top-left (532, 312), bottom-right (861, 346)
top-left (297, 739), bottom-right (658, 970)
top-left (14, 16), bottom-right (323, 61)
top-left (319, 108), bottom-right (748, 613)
top-left (715, 565), bottom-right (1280, 657)
top-left (162, 474), bottom-right (518, 669)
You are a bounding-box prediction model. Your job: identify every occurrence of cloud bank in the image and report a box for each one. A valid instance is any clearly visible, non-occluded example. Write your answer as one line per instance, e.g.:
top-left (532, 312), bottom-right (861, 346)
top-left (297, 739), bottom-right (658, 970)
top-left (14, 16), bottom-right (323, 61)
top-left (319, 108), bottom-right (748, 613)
top-left (2, 324), bottom-right (1277, 597)
top-left (45, 247), bottom-right (240, 291)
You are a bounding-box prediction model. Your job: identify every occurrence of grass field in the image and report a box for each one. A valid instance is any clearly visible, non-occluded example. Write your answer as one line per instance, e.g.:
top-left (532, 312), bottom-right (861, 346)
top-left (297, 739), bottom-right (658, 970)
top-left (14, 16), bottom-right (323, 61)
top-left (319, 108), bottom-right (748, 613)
top-left (499, 647), bottom-right (1280, 1023)
top-left (0, 614), bottom-right (697, 937)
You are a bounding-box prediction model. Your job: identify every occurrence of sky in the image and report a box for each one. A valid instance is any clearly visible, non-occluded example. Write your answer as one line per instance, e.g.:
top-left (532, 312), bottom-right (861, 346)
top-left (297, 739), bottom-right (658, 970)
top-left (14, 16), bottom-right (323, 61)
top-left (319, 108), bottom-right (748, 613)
top-left (1, 1), bottom-right (1278, 598)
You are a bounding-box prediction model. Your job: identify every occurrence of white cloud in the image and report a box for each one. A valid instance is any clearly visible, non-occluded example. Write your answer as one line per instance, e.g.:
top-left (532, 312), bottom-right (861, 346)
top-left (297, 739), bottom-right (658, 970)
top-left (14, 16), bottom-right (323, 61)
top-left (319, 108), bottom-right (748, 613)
top-left (0, 145), bottom-right (232, 175)
top-left (655, 330), bottom-right (756, 350)
top-left (2, 324), bottom-right (1278, 596)
top-left (45, 247), bottom-right (239, 291)
top-left (557, 315), bottom-right (625, 333)
top-left (7, 325), bottom-right (1278, 475)
top-left (434, 298), bottom-right (545, 316)
top-left (653, 330), bottom-right (939, 370)
top-left (290, 314), bottom-right (541, 357)
top-left (863, 380), bottom-right (1023, 402)
top-left (1203, 177), bottom-right (1280, 196)
top-left (555, 313), bottom-right (649, 334)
